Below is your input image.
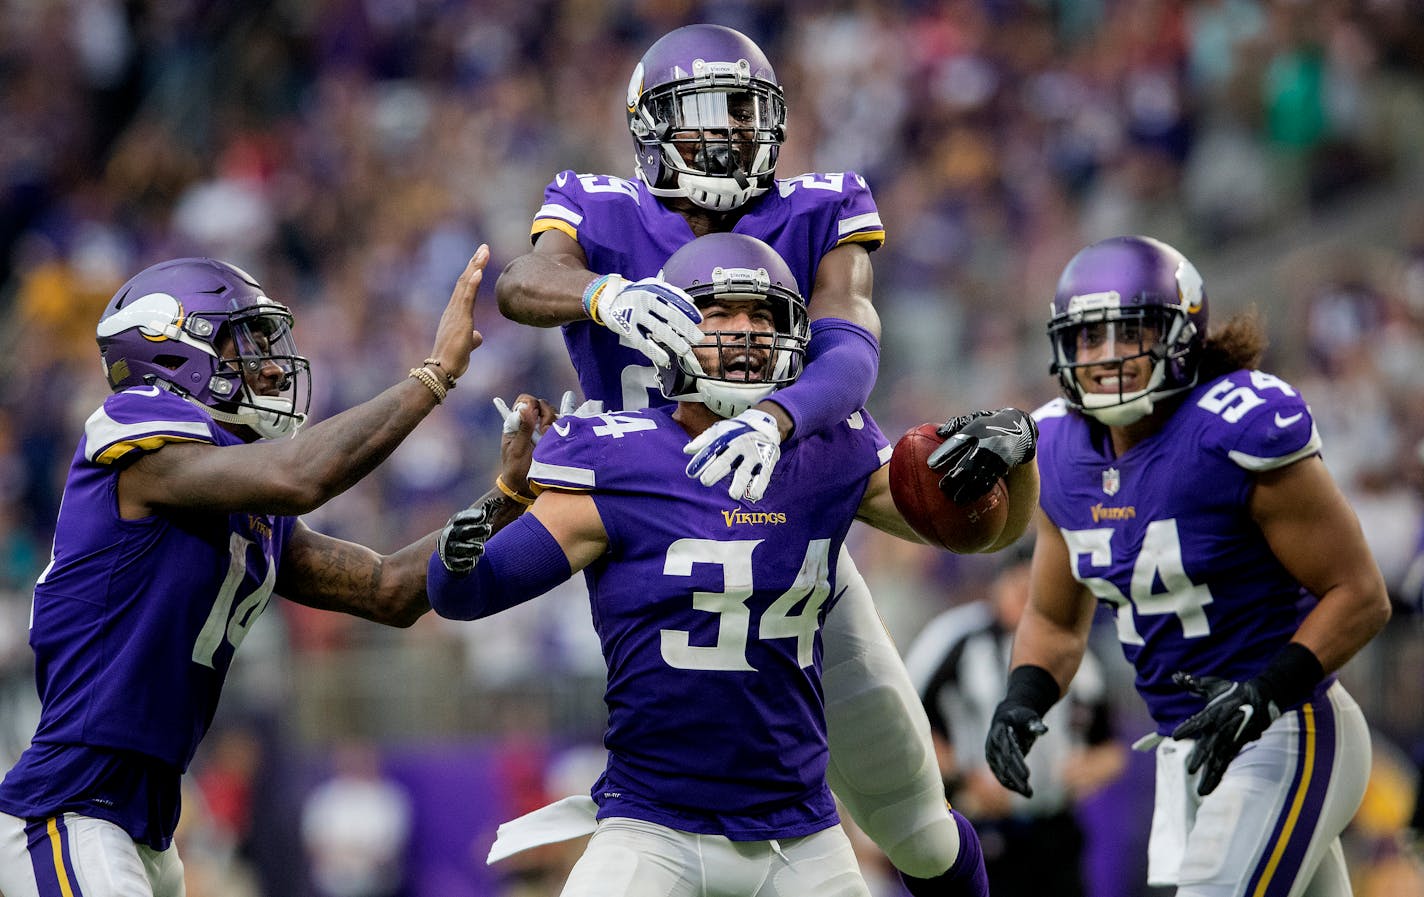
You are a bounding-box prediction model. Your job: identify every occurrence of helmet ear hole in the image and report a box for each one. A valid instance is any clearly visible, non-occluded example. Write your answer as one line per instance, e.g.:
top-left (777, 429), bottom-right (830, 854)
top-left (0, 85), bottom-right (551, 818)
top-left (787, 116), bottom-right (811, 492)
top-left (152, 354), bottom-right (189, 372)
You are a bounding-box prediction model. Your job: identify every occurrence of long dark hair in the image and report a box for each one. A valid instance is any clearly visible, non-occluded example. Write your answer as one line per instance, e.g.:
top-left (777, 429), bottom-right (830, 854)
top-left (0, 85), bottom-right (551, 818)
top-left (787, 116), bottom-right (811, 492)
top-left (1195, 306), bottom-right (1269, 382)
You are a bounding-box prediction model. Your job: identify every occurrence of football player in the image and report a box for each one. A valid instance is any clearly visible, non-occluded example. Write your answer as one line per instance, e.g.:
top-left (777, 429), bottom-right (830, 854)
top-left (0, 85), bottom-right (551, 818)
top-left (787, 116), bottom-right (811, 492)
top-left (986, 235), bottom-right (1391, 896)
top-left (0, 249), bottom-right (550, 897)
top-left (494, 25), bottom-right (1033, 893)
top-left (434, 234), bottom-right (1039, 897)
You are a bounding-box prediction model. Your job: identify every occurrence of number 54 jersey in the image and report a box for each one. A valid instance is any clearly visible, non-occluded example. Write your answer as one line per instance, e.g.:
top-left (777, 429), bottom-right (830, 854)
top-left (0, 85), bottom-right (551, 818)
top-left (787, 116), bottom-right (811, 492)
top-left (527, 406), bottom-right (890, 840)
top-left (0, 387), bottom-right (292, 843)
top-left (1034, 369), bottom-right (1327, 732)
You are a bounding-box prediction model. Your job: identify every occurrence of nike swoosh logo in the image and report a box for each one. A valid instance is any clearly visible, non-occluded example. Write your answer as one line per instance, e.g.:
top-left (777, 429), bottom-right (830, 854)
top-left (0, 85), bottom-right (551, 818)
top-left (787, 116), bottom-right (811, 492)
top-left (1231, 704), bottom-right (1254, 740)
top-left (552, 421), bottom-right (571, 437)
top-left (1274, 412), bottom-right (1303, 428)
top-left (556, 172), bottom-right (569, 187)
top-left (985, 422), bottom-right (1026, 438)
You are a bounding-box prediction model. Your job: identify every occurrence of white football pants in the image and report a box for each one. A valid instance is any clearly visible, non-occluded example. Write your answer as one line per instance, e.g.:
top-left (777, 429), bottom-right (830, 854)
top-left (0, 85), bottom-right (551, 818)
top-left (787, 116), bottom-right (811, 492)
top-left (821, 548), bottom-right (960, 879)
top-left (0, 811), bottom-right (186, 897)
top-left (1149, 681), bottom-right (1370, 897)
top-left (559, 816), bottom-right (869, 897)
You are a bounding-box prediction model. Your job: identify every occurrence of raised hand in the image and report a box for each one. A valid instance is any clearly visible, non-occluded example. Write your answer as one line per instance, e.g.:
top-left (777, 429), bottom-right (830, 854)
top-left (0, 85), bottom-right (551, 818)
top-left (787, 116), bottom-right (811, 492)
top-left (928, 407), bottom-right (1037, 504)
top-left (684, 408), bottom-right (782, 502)
top-left (984, 701), bottom-right (1050, 797)
top-left (1171, 672), bottom-right (1279, 796)
top-left (493, 393), bottom-right (555, 498)
top-left (586, 274), bottom-right (704, 369)
top-left (425, 245), bottom-right (490, 386)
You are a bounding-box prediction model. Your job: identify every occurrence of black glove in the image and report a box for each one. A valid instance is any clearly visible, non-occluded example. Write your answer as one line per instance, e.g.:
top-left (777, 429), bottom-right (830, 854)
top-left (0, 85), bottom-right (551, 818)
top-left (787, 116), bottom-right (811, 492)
top-left (1170, 672), bottom-right (1280, 796)
top-left (984, 701), bottom-right (1050, 797)
top-left (928, 407), bottom-right (1038, 504)
top-left (437, 500), bottom-right (497, 574)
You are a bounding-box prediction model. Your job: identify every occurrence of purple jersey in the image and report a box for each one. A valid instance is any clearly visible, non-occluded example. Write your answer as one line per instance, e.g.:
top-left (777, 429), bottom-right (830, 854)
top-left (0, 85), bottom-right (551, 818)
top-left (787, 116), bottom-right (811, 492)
top-left (527, 406), bottom-right (890, 839)
top-left (531, 170), bottom-right (884, 411)
top-left (0, 386), bottom-right (293, 848)
top-left (1034, 369), bottom-right (1329, 731)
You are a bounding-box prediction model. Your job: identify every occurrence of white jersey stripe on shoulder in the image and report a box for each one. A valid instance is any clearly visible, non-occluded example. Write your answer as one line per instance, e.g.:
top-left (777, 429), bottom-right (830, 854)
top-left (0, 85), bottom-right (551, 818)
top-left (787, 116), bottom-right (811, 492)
top-left (1227, 424), bottom-right (1323, 472)
top-left (83, 406), bottom-right (213, 463)
top-left (528, 459), bottom-right (595, 488)
top-left (535, 203), bottom-right (583, 227)
top-left (838, 212), bottom-right (883, 236)
top-left (1033, 398), bottom-right (1069, 420)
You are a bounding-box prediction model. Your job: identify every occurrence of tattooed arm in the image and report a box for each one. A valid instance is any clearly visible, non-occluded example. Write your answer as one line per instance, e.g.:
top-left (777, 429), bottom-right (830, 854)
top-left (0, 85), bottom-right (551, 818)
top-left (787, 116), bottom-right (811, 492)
top-left (276, 490), bottom-right (530, 628)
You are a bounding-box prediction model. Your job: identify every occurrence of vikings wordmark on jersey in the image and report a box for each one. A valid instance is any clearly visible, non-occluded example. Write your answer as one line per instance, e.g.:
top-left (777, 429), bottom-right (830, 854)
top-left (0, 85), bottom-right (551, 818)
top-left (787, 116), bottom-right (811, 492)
top-left (526, 405), bottom-right (890, 839)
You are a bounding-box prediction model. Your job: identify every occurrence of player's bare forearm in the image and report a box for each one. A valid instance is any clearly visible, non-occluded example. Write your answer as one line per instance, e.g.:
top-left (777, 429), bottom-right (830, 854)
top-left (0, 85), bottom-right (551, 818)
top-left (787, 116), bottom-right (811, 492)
top-left (1013, 513), bottom-right (1096, 688)
top-left (277, 523), bottom-right (432, 627)
top-left (258, 379), bottom-right (449, 514)
top-left (496, 236), bottom-right (597, 327)
top-left (279, 488), bottom-right (529, 627)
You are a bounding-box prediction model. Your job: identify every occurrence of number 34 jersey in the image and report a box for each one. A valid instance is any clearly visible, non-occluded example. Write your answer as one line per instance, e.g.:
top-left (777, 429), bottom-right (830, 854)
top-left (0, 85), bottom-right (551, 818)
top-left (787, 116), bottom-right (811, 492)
top-left (527, 406), bottom-right (890, 840)
top-left (1034, 369), bottom-right (1328, 732)
top-left (0, 387), bottom-right (292, 843)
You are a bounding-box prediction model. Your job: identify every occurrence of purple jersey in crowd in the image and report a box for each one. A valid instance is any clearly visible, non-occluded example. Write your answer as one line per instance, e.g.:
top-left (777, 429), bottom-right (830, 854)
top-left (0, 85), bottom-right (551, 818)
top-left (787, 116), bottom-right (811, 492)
top-left (527, 405), bottom-right (890, 839)
top-left (1034, 369), bottom-right (1329, 731)
top-left (530, 169), bottom-right (884, 411)
top-left (0, 386), bottom-right (293, 848)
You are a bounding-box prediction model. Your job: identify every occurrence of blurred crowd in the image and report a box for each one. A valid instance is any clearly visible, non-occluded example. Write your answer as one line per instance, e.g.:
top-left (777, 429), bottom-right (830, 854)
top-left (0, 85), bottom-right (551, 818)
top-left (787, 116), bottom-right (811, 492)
top-left (3, 1), bottom-right (1424, 895)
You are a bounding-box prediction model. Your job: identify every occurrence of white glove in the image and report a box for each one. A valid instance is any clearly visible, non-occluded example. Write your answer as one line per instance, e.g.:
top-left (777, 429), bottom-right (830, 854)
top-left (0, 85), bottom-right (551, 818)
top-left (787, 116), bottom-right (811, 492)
top-left (557, 390), bottom-right (605, 419)
top-left (586, 274), bottom-right (703, 369)
top-left (683, 408), bottom-right (782, 502)
top-left (494, 396), bottom-right (540, 443)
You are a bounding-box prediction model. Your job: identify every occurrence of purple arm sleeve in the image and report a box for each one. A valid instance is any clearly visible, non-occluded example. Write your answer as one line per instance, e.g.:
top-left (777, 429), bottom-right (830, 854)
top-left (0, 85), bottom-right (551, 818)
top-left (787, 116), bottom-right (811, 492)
top-left (766, 317), bottom-right (879, 440)
top-left (427, 513), bottom-right (573, 621)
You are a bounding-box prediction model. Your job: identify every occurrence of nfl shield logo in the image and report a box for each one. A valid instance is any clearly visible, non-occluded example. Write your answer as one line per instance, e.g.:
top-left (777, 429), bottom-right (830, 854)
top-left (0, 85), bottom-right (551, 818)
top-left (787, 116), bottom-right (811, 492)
top-left (1102, 467), bottom-right (1120, 496)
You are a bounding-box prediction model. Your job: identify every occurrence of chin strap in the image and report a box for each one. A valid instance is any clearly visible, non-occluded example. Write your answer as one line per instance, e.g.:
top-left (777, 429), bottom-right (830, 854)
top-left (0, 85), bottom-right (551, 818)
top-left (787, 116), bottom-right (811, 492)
top-left (191, 394), bottom-right (305, 439)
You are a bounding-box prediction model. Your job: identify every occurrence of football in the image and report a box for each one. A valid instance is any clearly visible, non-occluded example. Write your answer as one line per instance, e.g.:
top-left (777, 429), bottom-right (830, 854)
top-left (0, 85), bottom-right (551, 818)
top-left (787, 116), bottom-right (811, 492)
top-left (889, 423), bottom-right (1009, 553)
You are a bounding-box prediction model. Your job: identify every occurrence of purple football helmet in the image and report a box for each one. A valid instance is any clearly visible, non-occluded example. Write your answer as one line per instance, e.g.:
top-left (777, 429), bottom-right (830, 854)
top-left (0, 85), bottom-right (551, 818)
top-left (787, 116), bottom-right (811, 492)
top-left (657, 233), bottom-right (808, 417)
top-left (96, 257), bottom-right (311, 439)
top-left (627, 24), bottom-right (786, 212)
top-left (1048, 235), bottom-right (1207, 426)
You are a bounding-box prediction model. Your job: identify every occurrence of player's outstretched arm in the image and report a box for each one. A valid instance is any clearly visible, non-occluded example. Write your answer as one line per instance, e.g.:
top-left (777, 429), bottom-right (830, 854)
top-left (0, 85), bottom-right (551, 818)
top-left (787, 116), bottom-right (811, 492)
top-left (275, 391), bottom-right (553, 627)
top-left (120, 246), bottom-right (490, 518)
top-left (498, 230), bottom-right (703, 368)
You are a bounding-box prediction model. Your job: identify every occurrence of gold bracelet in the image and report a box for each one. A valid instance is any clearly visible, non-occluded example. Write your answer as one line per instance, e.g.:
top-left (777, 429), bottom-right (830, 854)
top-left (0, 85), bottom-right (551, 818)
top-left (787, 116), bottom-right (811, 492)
top-left (408, 366), bottom-right (448, 403)
top-left (422, 357), bottom-right (456, 389)
top-left (495, 475), bottom-right (536, 506)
